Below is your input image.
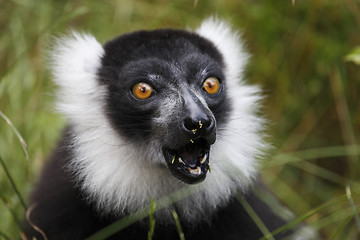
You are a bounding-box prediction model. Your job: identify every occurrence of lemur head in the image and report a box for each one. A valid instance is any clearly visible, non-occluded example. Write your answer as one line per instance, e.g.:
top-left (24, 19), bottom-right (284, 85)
top-left (98, 29), bottom-right (230, 184)
top-left (51, 18), bottom-right (266, 218)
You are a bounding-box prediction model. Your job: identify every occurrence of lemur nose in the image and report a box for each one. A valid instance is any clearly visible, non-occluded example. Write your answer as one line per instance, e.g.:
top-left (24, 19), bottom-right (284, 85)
top-left (183, 115), bottom-right (215, 136)
top-left (180, 86), bottom-right (216, 138)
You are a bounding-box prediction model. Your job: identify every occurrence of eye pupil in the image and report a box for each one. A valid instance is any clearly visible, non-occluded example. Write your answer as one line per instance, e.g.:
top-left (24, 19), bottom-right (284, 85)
top-left (202, 77), bottom-right (220, 95)
top-left (132, 83), bottom-right (153, 100)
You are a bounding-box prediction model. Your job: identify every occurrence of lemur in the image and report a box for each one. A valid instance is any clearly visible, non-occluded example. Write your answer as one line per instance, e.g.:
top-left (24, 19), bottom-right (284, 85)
top-left (23, 18), bottom-right (311, 240)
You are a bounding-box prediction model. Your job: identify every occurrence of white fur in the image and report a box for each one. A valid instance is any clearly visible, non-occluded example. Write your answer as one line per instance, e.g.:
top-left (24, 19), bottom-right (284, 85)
top-left (51, 19), bottom-right (267, 221)
top-left (196, 17), bottom-right (266, 188)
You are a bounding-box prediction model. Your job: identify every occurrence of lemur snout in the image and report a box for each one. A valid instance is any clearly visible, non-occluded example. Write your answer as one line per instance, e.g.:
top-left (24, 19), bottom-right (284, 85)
top-left (181, 86), bottom-right (216, 141)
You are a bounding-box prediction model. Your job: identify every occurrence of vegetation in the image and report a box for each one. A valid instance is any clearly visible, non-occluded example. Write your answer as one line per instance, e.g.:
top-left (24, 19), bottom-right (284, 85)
top-left (1, 0), bottom-right (360, 239)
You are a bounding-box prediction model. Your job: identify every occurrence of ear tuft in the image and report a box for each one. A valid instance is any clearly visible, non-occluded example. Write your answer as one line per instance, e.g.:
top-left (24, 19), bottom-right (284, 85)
top-left (51, 31), bottom-right (104, 81)
top-left (50, 32), bottom-right (105, 122)
top-left (195, 17), bottom-right (249, 84)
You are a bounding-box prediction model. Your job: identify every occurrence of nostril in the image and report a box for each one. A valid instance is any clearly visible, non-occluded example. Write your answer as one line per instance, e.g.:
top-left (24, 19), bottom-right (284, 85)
top-left (205, 116), bottom-right (215, 132)
top-left (183, 117), bottom-right (198, 132)
top-left (183, 116), bottom-right (215, 135)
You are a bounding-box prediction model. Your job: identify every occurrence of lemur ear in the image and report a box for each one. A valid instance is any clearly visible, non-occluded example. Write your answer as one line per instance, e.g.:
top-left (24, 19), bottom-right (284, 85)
top-left (195, 18), bottom-right (249, 85)
top-left (50, 32), bottom-right (105, 123)
top-left (51, 32), bottom-right (104, 86)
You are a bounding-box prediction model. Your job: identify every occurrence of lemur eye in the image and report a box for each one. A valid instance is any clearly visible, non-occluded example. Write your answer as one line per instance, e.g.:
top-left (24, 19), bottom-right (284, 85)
top-left (202, 77), bottom-right (220, 95)
top-left (132, 82), bottom-right (153, 100)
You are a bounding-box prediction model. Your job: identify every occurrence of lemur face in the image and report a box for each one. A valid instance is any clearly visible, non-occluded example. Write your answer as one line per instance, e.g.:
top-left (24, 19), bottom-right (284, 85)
top-left (97, 30), bottom-right (231, 184)
top-left (46, 19), bottom-right (263, 221)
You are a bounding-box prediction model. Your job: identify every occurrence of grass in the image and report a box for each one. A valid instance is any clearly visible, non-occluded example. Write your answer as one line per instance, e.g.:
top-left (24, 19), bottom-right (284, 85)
top-left (237, 193), bottom-right (276, 240)
top-left (1, 0), bottom-right (360, 239)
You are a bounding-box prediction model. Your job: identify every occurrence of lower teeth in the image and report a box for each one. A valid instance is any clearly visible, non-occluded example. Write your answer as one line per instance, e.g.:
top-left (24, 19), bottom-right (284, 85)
top-left (188, 166), bottom-right (201, 175)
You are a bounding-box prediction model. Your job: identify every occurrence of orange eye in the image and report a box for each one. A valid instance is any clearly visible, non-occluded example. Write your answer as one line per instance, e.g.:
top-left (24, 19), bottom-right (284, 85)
top-left (202, 77), bottom-right (220, 95)
top-left (132, 82), bottom-right (153, 100)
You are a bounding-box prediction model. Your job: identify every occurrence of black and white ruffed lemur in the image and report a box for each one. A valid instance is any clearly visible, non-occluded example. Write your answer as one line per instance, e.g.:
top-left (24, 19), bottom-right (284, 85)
top-left (23, 18), bottom-right (312, 240)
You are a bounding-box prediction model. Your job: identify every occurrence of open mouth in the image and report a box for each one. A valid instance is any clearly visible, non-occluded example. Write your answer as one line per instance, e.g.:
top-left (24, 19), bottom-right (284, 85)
top-left (163, 138), bottom-right (211, 184)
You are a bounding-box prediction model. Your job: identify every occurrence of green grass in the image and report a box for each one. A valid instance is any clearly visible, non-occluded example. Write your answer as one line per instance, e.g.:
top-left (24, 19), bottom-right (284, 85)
top-left (1, 0), bottom-right (360, 239)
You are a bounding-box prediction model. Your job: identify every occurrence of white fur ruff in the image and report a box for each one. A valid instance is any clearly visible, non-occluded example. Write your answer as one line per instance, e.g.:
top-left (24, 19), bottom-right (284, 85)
top-left (50, 19), bottom-right (267, 221)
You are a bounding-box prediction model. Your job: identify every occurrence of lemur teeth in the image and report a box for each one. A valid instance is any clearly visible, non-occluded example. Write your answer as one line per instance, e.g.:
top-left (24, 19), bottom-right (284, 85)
top-left (188, 166), bottom-right (201, 175)
top-left (178, 157), bottom-right (185, 164)
top-left (200, 154), bottom-right (207, 164)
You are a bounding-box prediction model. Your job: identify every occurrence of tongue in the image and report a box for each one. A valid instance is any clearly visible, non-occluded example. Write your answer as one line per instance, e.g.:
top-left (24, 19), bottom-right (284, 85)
top-left (178, 144), bottom-right (201, 168)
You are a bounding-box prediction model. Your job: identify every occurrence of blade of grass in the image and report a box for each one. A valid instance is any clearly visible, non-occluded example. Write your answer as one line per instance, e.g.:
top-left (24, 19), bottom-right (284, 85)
top-left (193, 0), bottom-right (199, 8)
top-left (330, 215), bottom-right (353, 240)
top-left (344, 0), bottom-right (360, 28)
top-left (278, 97), bottom-right (331, 153)
top-left (344, 46), bottom-right (360, 65)
top-left (0, 110), bottom-right (29, 162)
top-left (147, 198), bottom-right (156, 240)
top-left (236, 193), bottom-right (276, 240)
top-left (262, 170), bottom-right (311, 211)
top-left (346, 186), bottom-right (360, 232)
top-left (87, 209), bottom-right (146, 240)
top-left (312, 201), bottom-right (359, 230)
top-left (0, 155), bottom-right (27, 210)
top-left (86, 185), bottom-right (201, 240)
top-left (329, 67), bottom-right (359, 177)
top-left (143, 0), bottom-right (185, 29)
top-left (171, 209), bottom-right (185, 240)
top-left (259, 189), bottom-right (360, 240)
top-left (0, 195), bottom-right (22, 229)
top-left (267, 145), bottom-right (360, 167)
top-left (25, 203), bottom-right (48, 240)
top-left (0, 231), bottom-right (11, 240)
top-left (0, 0), bottom-right (84, 81)
top-left (291, 161), bottom-right (352, 186)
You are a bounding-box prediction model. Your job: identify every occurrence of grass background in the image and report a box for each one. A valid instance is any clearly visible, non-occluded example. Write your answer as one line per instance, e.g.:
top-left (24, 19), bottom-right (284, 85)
top-left (1, 0), bottom-right (360, 239)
